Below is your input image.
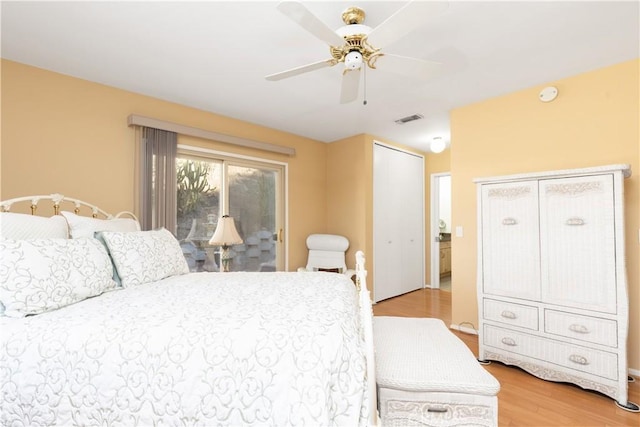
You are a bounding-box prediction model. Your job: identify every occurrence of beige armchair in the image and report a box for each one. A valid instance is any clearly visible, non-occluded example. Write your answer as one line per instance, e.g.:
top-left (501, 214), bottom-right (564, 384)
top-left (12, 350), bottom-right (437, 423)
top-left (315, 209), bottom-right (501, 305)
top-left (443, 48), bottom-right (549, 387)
top-left (297, 234), bottom-right (355, 279)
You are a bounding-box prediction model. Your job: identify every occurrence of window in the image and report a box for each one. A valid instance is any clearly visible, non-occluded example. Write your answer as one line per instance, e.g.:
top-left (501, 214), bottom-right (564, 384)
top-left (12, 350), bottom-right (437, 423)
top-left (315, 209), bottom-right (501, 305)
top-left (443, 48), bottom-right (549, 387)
top-left (176, 147), bottom-right (286, 273)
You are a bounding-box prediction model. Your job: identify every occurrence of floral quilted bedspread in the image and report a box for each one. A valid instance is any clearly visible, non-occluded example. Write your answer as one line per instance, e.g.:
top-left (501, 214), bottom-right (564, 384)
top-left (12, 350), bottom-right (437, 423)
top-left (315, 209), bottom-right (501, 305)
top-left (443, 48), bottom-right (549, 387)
top-left (1, 272), bottom-right (369, 426)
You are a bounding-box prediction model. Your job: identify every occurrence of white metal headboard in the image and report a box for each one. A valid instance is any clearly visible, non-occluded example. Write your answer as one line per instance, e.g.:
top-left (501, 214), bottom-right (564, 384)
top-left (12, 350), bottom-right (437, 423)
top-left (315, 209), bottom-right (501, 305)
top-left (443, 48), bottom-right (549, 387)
top-left (0, 193), bottom-right (138, 221)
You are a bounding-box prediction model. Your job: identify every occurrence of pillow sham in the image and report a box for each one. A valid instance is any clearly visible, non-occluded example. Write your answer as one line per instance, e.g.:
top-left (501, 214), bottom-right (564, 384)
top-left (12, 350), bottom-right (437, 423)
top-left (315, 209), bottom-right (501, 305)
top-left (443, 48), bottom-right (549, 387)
top-left (61, 211), bottom-right (140, 239)
top-left (100, 228), bottom-right (189, 288)
top-left (0, 212), bottom-right (69, 239)
top-left (0, 237), bottom-right (117, 317)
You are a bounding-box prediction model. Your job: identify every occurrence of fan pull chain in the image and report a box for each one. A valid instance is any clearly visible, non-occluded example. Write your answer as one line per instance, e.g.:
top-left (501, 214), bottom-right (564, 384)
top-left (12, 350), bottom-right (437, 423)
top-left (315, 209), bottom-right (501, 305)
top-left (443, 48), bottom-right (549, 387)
top-left (363, 65), bottom-right (368, 105)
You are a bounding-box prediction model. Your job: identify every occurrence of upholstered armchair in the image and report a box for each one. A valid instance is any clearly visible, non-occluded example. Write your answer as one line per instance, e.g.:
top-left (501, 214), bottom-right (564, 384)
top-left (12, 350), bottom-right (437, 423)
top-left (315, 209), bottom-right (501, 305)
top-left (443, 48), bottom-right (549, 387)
top-left (297, 234), bottom-right (355, 279)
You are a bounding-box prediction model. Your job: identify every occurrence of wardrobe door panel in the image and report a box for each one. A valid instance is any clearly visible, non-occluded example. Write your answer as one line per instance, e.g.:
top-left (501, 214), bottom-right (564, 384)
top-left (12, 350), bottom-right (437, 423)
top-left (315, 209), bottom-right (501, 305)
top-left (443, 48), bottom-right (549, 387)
top-left (480, 181), bottom-right (540, 300)
top-left (539, 174), bottom-right (616, 313)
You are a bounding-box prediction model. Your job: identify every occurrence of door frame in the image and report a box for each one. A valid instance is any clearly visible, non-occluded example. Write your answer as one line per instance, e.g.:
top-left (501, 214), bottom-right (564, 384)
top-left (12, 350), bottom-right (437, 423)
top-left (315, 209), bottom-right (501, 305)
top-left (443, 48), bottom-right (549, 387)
top-left (430, 172), bottom-right (451, 289)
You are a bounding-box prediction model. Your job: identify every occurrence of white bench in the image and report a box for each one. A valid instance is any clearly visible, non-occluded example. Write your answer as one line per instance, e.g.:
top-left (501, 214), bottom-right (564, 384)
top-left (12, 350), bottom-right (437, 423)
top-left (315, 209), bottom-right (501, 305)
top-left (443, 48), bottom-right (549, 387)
top-left (374, 317), bottom-right (500, 427)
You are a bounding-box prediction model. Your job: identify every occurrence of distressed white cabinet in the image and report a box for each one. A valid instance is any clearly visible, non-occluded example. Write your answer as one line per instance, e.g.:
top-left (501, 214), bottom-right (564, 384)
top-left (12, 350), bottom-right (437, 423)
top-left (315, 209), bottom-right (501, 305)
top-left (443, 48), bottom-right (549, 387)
top-left (475, 164), bottom-right (637, 411)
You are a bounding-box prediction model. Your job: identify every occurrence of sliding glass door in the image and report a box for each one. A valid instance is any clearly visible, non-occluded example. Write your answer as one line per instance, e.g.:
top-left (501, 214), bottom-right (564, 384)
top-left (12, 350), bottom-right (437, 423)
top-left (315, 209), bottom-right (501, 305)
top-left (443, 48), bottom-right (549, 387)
top-left (175, 150), bottom-right (285, 272)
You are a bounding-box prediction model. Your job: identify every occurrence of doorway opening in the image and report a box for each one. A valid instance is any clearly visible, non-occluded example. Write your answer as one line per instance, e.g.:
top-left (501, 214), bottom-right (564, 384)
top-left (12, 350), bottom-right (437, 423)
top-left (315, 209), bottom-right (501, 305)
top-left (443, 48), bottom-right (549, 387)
top-left (430, 173), bottom-right (451, 291)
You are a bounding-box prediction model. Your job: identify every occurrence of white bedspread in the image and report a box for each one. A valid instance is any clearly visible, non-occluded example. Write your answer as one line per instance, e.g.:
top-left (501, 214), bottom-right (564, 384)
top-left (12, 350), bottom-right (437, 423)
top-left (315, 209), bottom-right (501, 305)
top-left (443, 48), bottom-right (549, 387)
top-left (1, 272), bottom-right (368, 426)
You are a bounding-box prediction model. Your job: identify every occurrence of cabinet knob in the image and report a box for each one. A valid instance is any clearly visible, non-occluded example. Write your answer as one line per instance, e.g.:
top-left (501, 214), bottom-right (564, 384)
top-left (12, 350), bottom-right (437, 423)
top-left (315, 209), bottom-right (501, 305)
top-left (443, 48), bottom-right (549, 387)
top-left (502, 217), bottom-right (518, 226)
top-left (566, 217), bottom-right (585, 226)
top-left (501, 310), bottom-right (517, 319)
top-left (501, 337), bottom-right (517, 346)
top-left (569, 354), bottom-right (589, 365)
top-left (569, 324), bottom-right (589, 334)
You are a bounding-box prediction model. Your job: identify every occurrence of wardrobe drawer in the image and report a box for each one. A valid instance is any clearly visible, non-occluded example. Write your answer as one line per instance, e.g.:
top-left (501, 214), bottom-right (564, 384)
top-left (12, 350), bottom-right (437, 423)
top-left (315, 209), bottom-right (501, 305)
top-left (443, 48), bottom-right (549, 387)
top-left (483, 298), bottom-right (538, 330)
top-left (484, 325), bottom-right (618, 380)
top-left (544, 310), bottom-right (617, 348)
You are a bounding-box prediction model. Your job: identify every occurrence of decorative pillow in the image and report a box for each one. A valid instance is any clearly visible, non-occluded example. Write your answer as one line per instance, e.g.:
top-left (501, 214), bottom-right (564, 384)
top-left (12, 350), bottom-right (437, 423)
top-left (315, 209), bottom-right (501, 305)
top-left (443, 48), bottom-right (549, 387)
top-left (0, 212), bottom-right (69, 239)
top-left (100, 228), bottom-right (189, 288)
top-left (61, 211), bottom-right (140, 238)
top-left (0, 237), bottom-right (117, 317)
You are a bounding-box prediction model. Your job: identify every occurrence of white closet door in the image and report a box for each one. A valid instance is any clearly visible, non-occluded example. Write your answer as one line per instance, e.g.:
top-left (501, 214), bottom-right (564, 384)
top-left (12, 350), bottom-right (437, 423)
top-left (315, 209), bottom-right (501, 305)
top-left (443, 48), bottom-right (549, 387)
top-left (481, 180), bottom-right (540, 300)
top-left (374, 143), bottom-right (424, 302)
top-left (539, 174), bottom-right (617, 313)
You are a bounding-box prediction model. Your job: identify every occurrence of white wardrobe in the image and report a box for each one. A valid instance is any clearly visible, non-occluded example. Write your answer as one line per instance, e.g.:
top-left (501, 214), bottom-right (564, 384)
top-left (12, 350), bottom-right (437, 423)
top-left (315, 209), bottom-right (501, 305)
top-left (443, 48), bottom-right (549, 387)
top-left (475, 164), bottom-right (636, 410)
top-left (373, 142), bottom-right (424, 302)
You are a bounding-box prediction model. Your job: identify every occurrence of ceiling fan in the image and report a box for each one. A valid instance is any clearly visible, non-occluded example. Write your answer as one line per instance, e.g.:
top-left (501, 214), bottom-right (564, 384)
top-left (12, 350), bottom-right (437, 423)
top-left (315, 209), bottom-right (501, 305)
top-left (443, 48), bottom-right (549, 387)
top-left (265, 1), bottom-right (449, 104)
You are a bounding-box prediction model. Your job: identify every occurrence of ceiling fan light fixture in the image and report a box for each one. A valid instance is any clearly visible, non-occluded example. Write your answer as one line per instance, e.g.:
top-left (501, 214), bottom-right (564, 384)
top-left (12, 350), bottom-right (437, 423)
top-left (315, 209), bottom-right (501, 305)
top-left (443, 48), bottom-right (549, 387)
top-left (345, 50), bottom-right (363, 70)
top-left (430, 137), bottom-right (446, 153)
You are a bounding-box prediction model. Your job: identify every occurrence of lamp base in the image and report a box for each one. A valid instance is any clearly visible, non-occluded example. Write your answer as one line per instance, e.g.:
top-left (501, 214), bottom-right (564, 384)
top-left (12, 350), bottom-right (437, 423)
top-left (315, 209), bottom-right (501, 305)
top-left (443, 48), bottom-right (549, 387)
top-left (219, 246), bottom-right (232, 272)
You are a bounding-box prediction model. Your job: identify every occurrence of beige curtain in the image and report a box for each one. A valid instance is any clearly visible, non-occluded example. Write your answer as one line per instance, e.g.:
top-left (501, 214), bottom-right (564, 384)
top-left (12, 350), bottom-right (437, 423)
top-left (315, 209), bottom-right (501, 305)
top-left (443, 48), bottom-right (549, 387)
top-left (139, 127), bottom-right (177, 233)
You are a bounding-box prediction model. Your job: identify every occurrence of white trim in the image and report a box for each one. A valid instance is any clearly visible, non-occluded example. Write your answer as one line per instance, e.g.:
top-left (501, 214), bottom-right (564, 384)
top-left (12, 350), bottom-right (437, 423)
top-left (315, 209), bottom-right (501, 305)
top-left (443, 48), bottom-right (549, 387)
top-left (473, 163), bottom-right (631, 183)
top-left (449, 323), bottom-right (479, 335)
top-left (177, 144), bottom-right (288, 167)
top-left (129, 114), bottom-right (296, 156)
top-left (429, 172), bottom-right (451, 290)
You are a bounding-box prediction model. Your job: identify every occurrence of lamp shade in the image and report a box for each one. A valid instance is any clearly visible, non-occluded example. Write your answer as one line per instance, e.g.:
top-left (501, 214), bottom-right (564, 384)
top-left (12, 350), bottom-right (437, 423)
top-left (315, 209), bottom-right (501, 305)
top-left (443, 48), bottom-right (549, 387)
top-left (209, 215), bottom-right (243, 246)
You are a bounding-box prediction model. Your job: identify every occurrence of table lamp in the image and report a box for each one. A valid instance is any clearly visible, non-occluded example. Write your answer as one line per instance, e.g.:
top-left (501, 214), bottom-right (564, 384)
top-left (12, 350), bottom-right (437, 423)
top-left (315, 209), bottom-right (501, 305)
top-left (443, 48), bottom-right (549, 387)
top-left (209, 215), bottom-right (243, 272)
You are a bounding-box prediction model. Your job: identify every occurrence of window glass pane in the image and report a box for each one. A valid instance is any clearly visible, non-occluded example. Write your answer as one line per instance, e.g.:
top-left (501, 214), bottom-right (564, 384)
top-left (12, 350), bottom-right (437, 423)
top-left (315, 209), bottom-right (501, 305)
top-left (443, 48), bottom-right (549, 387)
top-left (176, 157), bottom-right (221, 272)
top-left (228, 165), bottom-right (277, 272)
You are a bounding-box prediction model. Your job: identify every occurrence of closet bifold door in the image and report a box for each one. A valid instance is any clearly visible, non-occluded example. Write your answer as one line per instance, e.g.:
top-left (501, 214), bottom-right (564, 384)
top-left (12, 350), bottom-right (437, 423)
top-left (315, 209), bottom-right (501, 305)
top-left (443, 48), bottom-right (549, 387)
top-left (373, 143), bottom-right (424, 302)
top-left (539, 174), bottom-right (617, 313)
top-left (480, 180), bottom-right (540, 301)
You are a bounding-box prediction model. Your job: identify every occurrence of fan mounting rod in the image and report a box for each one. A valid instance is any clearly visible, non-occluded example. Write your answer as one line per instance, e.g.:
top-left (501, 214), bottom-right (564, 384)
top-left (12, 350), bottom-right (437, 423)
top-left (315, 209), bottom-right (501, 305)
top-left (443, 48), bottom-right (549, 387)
top-left (330, 6), bottom-right (382, 70)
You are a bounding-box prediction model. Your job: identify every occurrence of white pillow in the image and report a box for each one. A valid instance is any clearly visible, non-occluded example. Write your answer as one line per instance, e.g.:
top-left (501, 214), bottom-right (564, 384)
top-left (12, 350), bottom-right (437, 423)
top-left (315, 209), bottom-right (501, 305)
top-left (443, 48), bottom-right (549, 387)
top-left (0, 212), bottom-right (69, 239)
top-left (100, 228), bottom-right (189, 288)
top-left (0, 237), bottom-right (117, 317)
top-left (61, 211), bottom-right (140, 239)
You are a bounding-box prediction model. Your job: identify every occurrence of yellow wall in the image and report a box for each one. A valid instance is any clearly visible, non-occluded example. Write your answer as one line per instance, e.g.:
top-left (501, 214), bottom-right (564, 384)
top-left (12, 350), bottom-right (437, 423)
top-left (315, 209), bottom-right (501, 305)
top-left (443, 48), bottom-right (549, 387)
top-left (0, 60), bottom-right (327, 270)
top-left (450, 59), bottom-right (640, 371)
top-left (326, 134), bottom-right (370, 270)
top-left (327, 134), bottom-right (431, 292)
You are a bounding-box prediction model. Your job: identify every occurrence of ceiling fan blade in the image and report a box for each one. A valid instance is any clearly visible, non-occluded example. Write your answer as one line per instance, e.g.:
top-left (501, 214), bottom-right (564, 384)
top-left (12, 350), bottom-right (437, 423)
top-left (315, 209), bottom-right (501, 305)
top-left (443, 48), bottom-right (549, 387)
top-left (277, 1), bottom-right (344, 47)
top-left (265, 58), bottom-right (335, 81)
top-left (367, 1), bottom-right (449, 50)
top-left (340, 68), bottom-right (361, 104)
top-left (378, 53), bottom-right (442, 79)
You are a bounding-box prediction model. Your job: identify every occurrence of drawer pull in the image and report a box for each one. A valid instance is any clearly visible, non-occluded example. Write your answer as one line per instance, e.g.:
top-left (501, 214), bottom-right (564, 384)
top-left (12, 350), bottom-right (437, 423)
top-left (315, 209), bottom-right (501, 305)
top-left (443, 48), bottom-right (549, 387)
top-left (501, 337), bottom-right (517, 346)
top-left (569, 354), bottom-right (589, 365)
top-left (502, 217), bottom-right (518, 226)
top-left (569, 324), bottom-right (589, 334)
top-left (566, 217), bottom-right (585, 226)
top-left (427, 407), bottom-right (449, 413)
top-left (501, 310), bottom-right (517, 319)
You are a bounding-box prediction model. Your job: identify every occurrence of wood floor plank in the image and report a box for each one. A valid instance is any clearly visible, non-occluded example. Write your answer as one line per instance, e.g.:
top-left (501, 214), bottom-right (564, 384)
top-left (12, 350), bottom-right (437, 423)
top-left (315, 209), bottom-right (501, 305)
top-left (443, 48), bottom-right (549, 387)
top-left (373, 289), bottom-right (640, 426)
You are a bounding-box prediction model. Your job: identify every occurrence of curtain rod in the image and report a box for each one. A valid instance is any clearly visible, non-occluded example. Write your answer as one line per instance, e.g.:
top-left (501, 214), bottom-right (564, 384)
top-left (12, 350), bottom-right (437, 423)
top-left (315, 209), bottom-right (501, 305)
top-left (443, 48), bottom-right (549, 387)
top-left (127, 114), bottom-right (296, 156)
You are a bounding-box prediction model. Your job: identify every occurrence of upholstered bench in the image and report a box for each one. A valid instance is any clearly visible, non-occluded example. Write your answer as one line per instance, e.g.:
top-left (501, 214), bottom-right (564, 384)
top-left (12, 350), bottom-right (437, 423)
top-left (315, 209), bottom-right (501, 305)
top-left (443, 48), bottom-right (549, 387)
top-left (374, 317), bottom-right (500, 427)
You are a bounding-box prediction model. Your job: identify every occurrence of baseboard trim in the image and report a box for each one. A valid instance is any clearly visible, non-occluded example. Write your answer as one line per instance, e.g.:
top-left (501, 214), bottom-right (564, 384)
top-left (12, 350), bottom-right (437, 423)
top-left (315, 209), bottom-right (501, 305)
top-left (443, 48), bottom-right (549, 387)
top-left (449, 323), bottom-right (478, 335)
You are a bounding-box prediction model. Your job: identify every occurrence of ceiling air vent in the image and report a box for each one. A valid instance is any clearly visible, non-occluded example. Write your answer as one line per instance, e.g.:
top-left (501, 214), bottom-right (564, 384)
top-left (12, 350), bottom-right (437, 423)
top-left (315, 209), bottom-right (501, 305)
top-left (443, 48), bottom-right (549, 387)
top-left (394, 114), bottom-right (424, 125)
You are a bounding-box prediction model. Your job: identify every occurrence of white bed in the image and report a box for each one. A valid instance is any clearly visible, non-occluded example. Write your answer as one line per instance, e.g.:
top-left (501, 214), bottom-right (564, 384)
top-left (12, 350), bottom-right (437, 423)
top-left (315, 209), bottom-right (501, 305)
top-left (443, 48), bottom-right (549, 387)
top-left (0, 194), bottom-right (376, 426)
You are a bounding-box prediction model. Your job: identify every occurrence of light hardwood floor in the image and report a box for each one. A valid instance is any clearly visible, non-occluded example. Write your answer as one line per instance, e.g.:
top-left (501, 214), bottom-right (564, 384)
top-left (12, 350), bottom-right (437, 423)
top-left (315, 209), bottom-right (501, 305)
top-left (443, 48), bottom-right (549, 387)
top-left (373, 288), bottom-right (640, 427)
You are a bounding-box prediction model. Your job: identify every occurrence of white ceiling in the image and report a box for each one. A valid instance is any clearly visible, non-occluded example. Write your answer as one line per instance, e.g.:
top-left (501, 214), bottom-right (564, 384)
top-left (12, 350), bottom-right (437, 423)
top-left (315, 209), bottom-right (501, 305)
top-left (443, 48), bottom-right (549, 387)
top-left (2, 1), bottom-right (638, 153)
